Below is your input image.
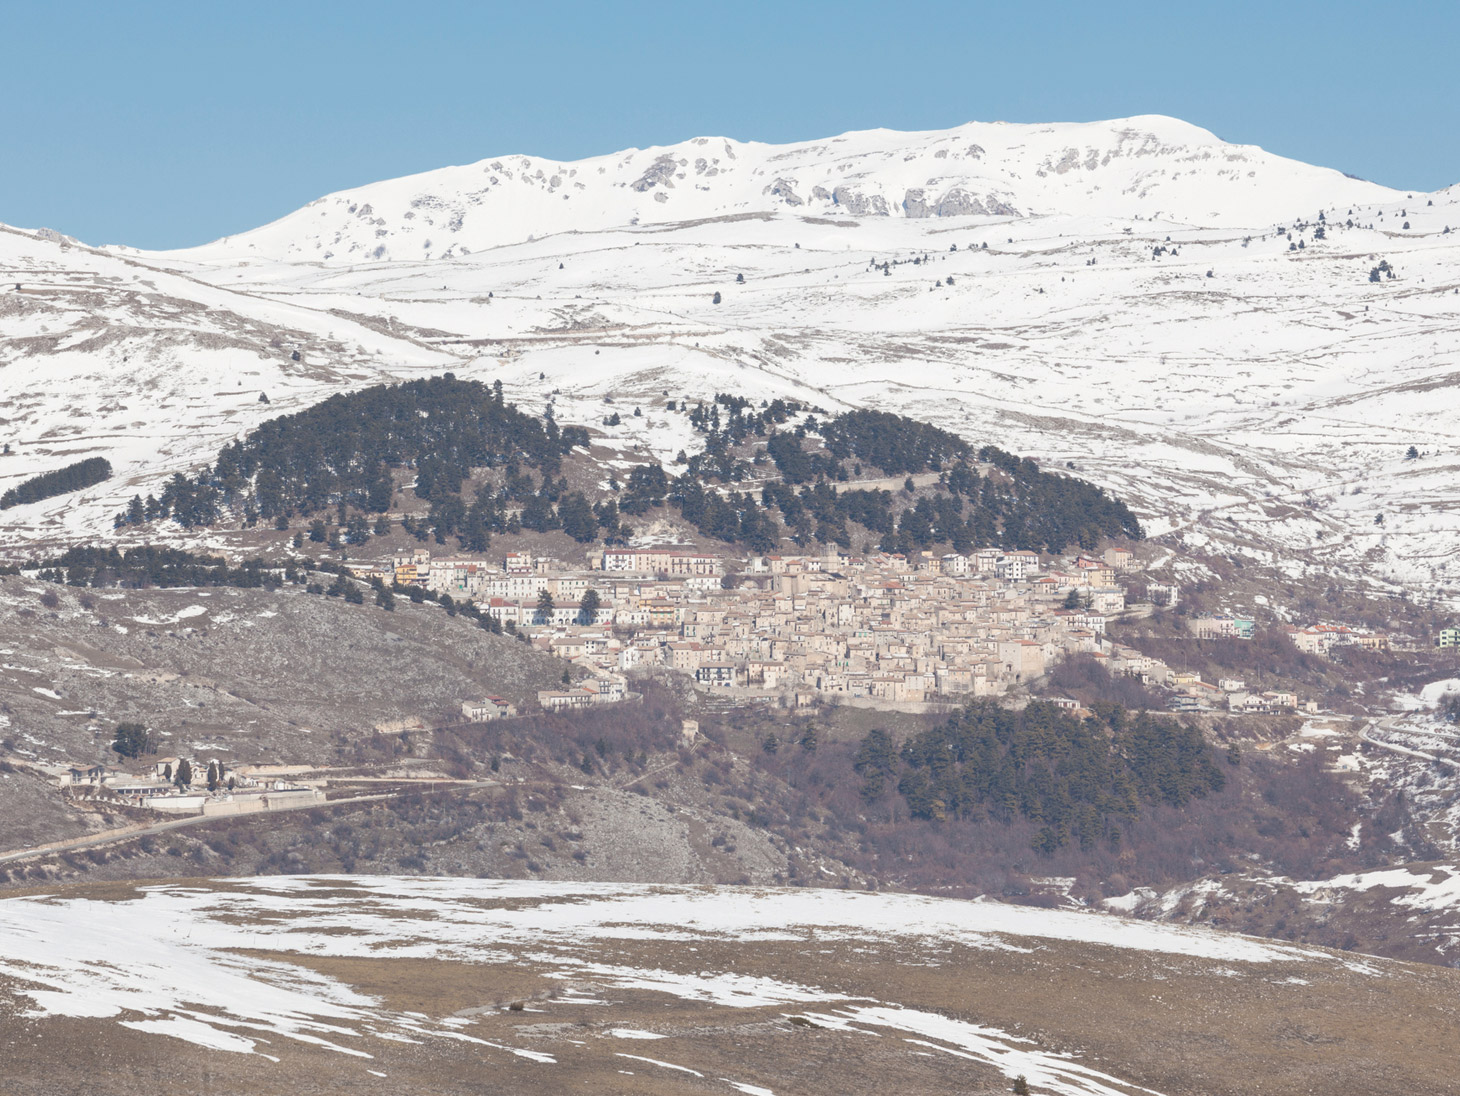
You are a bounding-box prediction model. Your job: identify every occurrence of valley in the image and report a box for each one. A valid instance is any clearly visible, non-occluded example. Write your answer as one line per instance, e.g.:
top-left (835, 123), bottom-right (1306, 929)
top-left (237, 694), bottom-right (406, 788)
top-left (4, 112), bottom-right (1460, 1094)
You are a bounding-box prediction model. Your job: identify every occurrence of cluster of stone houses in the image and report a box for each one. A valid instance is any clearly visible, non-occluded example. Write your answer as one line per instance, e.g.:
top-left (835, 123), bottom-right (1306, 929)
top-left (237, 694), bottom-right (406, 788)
top-left (1190, 614), bottom-right (1257, 640)
top-left (53, 758), bottom-right (320, 815)
top-left (534, 674), bottom-right (630, 713)
top-left (365, 544), bottom-right (1137, 709)
top-left (1082, 641), bottom-right (1295, 712)
top-left (459, 697), bottom-right (517, 722)
top-left (1188, 614), bottom-right (1390, 655)
top-left (1284, 623), bottom-right (1389, 655)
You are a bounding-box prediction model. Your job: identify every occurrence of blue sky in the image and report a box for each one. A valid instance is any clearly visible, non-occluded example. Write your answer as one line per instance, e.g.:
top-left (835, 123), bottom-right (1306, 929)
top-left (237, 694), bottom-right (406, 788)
top-left (5, 0), bottom-right (1457, 249)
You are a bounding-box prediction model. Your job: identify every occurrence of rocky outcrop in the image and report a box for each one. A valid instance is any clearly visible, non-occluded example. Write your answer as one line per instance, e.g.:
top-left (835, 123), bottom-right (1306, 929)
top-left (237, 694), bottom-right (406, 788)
top-left (902, 189), bottom-right (934, 218)
top-left (631, 154), bottom-right (678, 192)
top-left (1047, 148), bottom-right (1081, 175)
top-left (764, 178), bottom-right (804, 206)
top-left (896, 187), bottom-right (1021, 218)
top-left (833, 187), bottom-right (890, 216)
top-left (934, 188), bottom-right (985, 216)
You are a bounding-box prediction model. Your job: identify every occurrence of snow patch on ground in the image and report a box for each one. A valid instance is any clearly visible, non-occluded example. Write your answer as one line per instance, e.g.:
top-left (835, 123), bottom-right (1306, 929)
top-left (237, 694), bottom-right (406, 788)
top-left (129, 605), bottom-right (207, 626)
top-left (0, 875), bottom-right (1358, 1070)
top-left (1293, 865), bottom-right (1460, 914)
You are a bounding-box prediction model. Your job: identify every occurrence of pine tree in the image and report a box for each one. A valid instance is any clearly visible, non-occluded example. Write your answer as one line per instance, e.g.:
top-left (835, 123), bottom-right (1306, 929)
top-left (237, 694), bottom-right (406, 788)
top-left (579, 588), bottom-right (601, 625)
top-left (175, 758), bottom-right (193, 788)
top-left (558, 492), bottom-right (598, 542)
top-left (111, 721), bottom-right (150, 759)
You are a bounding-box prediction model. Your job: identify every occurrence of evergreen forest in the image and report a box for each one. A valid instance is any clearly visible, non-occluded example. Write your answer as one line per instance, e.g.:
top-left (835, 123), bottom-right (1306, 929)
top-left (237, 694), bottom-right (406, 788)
top-left (111, 376), bottom-right (1140, 558)
top-left (1, 457), bottom-right (112, 510)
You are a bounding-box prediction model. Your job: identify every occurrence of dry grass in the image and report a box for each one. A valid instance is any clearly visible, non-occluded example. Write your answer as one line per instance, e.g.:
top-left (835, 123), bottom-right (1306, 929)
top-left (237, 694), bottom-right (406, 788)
top-left (4, 877), bottom-right (1460, 1095)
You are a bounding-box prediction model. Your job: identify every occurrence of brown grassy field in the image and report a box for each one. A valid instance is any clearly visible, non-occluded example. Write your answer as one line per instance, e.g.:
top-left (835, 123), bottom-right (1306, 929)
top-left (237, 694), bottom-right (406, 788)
top-left (3, 875), bottom-right (1459, 1096)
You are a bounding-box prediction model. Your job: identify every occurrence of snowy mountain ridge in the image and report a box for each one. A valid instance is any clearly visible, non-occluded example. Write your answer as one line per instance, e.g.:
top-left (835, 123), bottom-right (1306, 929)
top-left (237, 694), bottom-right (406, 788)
top-left (165, 115), bottom-right (1402, 261)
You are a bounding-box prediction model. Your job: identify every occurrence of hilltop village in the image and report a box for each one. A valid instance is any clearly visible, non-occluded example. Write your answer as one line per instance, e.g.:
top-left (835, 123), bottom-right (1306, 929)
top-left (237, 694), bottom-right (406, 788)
top-left (352, 544), bottom-right (1147, 713)
top-left (345, 542), bottom-right (1404, 720)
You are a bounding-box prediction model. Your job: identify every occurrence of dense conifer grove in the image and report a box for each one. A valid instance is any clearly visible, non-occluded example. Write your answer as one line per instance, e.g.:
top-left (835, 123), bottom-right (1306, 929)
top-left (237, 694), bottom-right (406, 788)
top-left (110, 375), bottom-right (1139, 557)
top-left (858, 700), bottom-right (1226, 853)
top-left (114, 375), bottom-right (585, 530)
top-left (1, 457), bottom-right (112, 509)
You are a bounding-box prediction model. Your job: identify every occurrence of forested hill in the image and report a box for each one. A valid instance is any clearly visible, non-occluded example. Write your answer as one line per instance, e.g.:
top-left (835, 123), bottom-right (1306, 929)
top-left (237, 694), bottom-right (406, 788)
top-left (114, 376), bottom-right (1141, 558)
top-left (115, 375), bottom-right (585, 528)
top-left (680, 394), bottom-right (1142, 555)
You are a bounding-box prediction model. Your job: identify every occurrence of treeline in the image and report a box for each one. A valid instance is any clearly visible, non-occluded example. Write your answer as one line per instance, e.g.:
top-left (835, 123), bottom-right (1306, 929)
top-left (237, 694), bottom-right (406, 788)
top-left (852, 701), bottom-right (1226, 853)
top-left (32, 546), bottom-right (285, 590)
top-left (114, 375), bottom-right (586, 529)
top-left (25, 545), bottom-right (541, 633)
top-left (683, 394), bottom-right (809, 484)
top-left (656, 407), bottom-right (1140, 555)
top-left (2, 457), bottom-right (112, 509)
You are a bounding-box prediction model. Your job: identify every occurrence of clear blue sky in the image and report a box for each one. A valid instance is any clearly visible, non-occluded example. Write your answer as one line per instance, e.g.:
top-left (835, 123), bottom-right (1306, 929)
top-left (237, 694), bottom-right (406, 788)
top-left (5, 0), bottom-right (1457, 249)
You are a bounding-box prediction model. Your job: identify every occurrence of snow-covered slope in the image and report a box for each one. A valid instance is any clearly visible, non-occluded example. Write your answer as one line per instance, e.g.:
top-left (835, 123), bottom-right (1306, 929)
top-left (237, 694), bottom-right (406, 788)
top-left (163, 115), bottom-right (1399, 262)
top-left (3, 116), bottom-right (1459, 595)
top-left (0, 222), bottom-right (454, 544)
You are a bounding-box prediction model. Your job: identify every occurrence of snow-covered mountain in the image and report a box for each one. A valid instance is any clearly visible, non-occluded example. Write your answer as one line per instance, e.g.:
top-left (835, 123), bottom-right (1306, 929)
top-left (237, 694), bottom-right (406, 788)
top-left (167, 115), bottom-right (1398, 262)
top-left (3, 115), bottom-right (1459, 597)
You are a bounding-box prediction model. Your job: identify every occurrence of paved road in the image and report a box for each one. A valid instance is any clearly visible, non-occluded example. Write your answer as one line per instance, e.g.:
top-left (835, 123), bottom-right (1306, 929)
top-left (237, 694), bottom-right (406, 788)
top-left (0, 790), bottom-right (403, 866)
top-left (0, 777), bottom-right (520, 867)
top-left (1360, 716), bottom-right (1460, 770)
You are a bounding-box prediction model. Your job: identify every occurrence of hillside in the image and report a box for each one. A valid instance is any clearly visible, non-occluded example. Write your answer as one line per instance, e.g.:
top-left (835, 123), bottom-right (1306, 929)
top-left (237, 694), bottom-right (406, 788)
top-left (1, 116), bottom-right (1457, 598)
top-left (3, 875), bottom-right (1459, 1096)
top-left (0, 574), bottom-right (564, 769)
